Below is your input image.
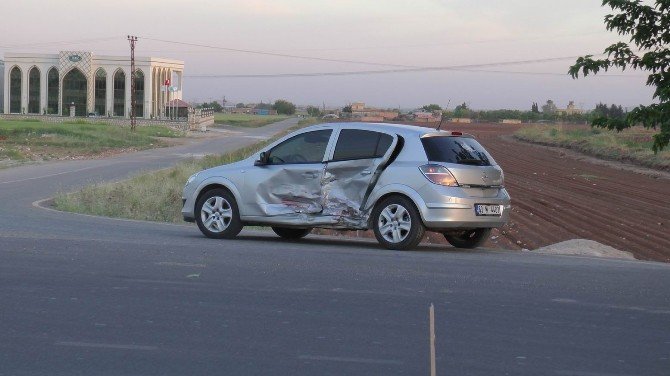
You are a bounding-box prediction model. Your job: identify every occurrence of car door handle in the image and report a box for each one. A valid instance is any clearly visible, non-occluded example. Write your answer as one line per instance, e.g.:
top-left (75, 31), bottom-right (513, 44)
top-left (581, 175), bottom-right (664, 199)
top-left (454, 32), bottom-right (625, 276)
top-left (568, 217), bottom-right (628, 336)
top-left (361, 170), bottom-right (372, 176)
top-left (302, 172), bottom-right (318, 179)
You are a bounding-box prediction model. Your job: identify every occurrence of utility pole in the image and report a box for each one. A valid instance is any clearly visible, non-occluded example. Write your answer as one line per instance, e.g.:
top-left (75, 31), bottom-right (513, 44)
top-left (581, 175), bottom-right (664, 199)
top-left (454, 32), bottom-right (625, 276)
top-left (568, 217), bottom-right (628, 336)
top-left (128, 35), bottom-right (138, 130)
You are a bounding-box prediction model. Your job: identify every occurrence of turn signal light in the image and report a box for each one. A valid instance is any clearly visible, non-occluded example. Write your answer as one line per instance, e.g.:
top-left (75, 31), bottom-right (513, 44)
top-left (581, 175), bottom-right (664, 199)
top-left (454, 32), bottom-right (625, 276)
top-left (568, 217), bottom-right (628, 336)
top-left (419, 164), bottom-right (459, 187)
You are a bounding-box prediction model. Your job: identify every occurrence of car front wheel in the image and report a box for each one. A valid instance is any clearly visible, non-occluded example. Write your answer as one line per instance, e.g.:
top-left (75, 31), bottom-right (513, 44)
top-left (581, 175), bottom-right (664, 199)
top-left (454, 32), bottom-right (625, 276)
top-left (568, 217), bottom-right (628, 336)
top-left (371, 196), bottom-right (425, 250)
top-left (195, 188), bottom-right (243, 239)
top-left (271, 227), bottom-right (312, 240)
top-left (443, 228), bottom-right (491, 249)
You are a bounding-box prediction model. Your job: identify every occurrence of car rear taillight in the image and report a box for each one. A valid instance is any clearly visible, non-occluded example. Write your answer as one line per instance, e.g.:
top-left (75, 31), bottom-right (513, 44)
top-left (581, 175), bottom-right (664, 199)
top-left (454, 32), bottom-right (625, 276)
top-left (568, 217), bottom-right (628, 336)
top-left (419, 164), bottom-right (459, 187)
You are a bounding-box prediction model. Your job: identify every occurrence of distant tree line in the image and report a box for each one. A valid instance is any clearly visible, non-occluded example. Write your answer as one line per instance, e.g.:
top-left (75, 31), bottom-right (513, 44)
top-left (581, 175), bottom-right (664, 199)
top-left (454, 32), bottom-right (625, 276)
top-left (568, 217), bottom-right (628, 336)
top-left (416, 101), bottom-right (629, 123)
top-left (196, 101), bottom-right (223, 112)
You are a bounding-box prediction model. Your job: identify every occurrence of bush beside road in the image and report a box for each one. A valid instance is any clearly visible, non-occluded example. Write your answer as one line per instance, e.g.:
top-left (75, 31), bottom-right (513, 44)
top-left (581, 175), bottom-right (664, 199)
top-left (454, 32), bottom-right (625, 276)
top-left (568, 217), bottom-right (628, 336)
top-left (54, 121), bottom-right (309, 222)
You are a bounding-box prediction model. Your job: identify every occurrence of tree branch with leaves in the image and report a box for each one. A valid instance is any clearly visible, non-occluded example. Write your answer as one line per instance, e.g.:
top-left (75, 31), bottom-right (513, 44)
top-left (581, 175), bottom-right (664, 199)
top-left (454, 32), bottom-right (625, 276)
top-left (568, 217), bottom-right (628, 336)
top-left (569, 0), bottom-right (670, 152)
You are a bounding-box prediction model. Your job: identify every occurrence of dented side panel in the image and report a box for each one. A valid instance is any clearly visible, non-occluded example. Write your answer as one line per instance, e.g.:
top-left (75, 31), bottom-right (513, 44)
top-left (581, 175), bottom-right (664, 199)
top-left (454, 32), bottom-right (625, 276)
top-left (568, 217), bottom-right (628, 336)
top-left (242, 164), bottom-right (325, 217)
top-left (321, 159), bottom-right (378, 224)
top-left (320, 134), bottom-right (399, 227)
top-left (239, 129), bottom-right (399, 228)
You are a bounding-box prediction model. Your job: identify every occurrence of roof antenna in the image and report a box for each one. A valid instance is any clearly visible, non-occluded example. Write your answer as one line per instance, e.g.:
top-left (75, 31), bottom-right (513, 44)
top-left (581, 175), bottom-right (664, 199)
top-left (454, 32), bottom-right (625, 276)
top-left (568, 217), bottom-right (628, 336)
top-left (436, 99), bottom-right (450, 131)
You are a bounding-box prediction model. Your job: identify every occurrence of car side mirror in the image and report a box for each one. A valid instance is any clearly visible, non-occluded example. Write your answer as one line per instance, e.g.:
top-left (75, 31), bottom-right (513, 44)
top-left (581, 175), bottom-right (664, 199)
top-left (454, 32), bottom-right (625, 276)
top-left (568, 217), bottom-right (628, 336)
top-left (254, 151), bottom-right (268, 166)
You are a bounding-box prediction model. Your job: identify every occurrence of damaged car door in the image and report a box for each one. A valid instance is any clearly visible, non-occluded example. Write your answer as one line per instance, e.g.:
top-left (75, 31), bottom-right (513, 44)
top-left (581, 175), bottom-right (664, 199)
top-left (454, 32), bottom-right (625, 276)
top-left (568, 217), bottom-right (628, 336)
top-left (244, 129), bottom-right (333, 219)
top-left (321, 128), bottom-right (398, 222)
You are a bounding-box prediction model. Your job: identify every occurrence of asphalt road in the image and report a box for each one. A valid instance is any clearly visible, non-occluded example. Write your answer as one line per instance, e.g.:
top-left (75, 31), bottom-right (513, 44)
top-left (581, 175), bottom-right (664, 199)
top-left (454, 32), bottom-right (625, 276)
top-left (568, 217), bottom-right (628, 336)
top-left (1, 118), bottom-right (669, 376)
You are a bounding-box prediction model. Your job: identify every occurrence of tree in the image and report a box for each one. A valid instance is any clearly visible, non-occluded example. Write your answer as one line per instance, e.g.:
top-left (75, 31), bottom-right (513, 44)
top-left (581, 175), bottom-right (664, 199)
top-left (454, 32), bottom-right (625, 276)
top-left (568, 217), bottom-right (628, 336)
top-left (306, 106), bottom-right (322, 117)
top-left (531, 102), bottom-right (540, 113)
top-left (342, 105), bottom-right (352, 113)
top-left (594, 102), bottom-right (610, 117)
top-left (273, 99), bottom-right (296, 115)
top-left (542, 100), bottom-right (557, 114)
top-left (453, 102), bottom-right (470, 117)
top-left (197, 101), bottom-right (223, 112)
top-left (609, 104), bottom-right (625, 119)
top-left (569, 0), bottom-right (670, 152)
top-left (235, 102), bottom-right (245, 108)
top-left (421, 104), bottom-right (442, 112)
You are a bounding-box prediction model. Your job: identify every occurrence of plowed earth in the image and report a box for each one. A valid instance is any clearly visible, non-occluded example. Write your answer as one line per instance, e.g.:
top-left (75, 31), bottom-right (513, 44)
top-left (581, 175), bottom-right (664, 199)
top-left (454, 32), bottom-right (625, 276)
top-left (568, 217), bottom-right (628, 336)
top-left (450, 123), bottom-right (670, 262)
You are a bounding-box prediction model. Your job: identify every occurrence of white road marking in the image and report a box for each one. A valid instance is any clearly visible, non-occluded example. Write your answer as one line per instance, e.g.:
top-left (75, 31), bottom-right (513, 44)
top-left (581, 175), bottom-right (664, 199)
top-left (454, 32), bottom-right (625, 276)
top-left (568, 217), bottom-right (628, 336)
top-left (297, 355), bottom-right (403, 365)
top-left (0, 165), bottom-right (104, 185)
top-left (155, 261), bottom-right (206, 268)
top-left (552, 298), bottom-right (670, 314)
top-left (55, 341), bottom-right (157, 351)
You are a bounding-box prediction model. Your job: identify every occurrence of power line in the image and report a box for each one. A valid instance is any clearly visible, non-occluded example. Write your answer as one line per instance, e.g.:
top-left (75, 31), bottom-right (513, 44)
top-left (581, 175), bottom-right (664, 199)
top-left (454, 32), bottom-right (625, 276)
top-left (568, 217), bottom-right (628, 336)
top-left (140, 36), bottom-right (420, 68)
top-left (140, 36), bottom-right (646, 79)
top-left (184, 68), bottom-right (645, 79)
top-left (260, 31), bottom-right (611, 53)
top-left (183, 55), bottom-right (605, 78)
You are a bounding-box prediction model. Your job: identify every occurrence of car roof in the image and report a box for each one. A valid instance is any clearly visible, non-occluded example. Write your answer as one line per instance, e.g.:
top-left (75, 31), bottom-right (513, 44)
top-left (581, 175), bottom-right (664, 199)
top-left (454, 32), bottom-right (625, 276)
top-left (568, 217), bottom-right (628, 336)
top-left (302, 122), bottom-right (470, 138)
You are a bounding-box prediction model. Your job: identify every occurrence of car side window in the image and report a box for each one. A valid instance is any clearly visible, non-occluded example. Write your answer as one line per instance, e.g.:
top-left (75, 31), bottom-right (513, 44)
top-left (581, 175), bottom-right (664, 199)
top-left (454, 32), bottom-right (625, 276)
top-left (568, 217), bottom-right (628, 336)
top-left (268, 129), bottom-right (332, 164)
top-left (332, 129), bottom-right (394, 161)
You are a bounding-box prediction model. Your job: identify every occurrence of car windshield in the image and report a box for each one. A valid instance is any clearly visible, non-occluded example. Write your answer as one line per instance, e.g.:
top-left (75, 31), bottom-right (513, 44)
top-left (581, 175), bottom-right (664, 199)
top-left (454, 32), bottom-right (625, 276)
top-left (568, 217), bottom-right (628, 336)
top-left (421, 136), bottom-right (494, 166)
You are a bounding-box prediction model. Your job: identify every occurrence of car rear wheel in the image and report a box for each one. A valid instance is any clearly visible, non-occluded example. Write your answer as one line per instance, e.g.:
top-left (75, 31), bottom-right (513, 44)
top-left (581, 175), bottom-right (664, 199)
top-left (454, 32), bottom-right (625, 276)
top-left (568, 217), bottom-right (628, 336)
top-left (371, 196), bottom-right (425, 250)
top-left (443, 228), bottom-right (491, 249)
top-left (195, 188), bottom-right (243, 239)
top-left (271, 227), bottom-right (312, 240)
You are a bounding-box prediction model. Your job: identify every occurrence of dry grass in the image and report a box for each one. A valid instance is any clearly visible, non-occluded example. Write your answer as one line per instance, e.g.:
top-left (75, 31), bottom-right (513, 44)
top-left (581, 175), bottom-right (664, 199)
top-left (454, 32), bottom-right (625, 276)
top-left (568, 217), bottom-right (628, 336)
top-left (0, 119), bottom-right (182, 166)
top-left (514, 124), bottom-right (670, 171)
top-left (54, 122), bottom-right (310, 222)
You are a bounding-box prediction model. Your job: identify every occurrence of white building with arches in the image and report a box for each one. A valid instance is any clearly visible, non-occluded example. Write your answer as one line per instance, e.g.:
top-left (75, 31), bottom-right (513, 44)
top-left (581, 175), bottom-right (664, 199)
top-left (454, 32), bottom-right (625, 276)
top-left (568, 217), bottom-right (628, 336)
top-left (2, 51), bottom-right (184, 119)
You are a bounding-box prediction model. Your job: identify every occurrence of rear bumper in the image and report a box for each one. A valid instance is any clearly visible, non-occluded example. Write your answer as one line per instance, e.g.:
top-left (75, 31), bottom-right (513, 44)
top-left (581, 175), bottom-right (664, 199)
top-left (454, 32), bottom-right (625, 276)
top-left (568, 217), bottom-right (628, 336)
top-left (417, 187), bottom-right (511, 230)
top-left (421, 205), bottom-right (510, 229)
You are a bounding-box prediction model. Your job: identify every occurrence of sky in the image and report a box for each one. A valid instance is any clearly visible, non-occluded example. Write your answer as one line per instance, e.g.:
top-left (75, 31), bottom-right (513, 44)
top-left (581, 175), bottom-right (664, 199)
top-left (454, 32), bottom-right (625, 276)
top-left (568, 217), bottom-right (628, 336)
top-left (0, 0), bottom-right (656, 110)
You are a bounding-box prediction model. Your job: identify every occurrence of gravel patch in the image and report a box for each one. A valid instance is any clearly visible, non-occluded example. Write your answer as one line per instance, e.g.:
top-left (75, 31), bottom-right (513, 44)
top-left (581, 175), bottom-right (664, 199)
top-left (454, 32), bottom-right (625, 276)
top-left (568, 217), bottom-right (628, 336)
top-left (532, 239), bottom-right (636, 260)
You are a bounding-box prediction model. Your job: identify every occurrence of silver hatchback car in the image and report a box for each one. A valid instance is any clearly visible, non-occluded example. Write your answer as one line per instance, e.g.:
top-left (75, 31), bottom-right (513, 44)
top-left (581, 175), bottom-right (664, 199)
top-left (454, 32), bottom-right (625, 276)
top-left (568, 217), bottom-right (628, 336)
top-left (182, 122), bottom-right (511, 250)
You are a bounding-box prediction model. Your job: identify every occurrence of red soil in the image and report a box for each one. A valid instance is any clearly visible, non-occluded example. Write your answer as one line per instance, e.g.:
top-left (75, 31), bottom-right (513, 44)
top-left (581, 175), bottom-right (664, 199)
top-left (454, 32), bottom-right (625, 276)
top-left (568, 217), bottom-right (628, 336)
top-left (450, 122), bottom-right (670, 262)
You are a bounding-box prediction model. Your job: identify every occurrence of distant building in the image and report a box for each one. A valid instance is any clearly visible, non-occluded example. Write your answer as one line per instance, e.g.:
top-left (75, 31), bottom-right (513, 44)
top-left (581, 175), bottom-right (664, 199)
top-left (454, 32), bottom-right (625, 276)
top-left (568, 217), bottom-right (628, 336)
top-left (231, 107), bottom-right (251, 114)
top-left (252, 108), bottom-right (278, 115)
top-left (165, 98), bottom-right (190, 118)
top-left (413, 111), bottom-right (441, 122)
top-left (351, 102), bottom-right (365, 112)
top-left (450, 118), bottom-right (472, 123)
top-left (349, 101), bottom-right (398, 121)
top-left (556, 101), bottom-right (583, 116)
top-left (2, 51), bottom-right (184, 118)
top-left (500, 119), bottom-right (522, 124)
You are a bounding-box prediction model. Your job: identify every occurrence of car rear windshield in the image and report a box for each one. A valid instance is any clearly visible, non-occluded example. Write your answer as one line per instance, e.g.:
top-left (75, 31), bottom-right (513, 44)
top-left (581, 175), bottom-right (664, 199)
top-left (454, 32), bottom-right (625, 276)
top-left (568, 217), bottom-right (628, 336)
top-left (421, 136), bottom-right (493, 166)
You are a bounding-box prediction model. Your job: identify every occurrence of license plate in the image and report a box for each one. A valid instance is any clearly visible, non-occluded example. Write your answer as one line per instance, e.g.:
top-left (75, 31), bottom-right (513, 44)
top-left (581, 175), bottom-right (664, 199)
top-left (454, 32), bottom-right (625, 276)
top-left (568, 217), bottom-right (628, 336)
top-left (475, 204), bottom-right (502, 216)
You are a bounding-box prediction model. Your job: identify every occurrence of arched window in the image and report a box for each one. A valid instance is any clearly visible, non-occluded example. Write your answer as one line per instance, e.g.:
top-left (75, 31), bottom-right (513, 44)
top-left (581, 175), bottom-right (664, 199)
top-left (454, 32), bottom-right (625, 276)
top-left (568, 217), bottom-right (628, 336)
top-left (134, 69), bottom-right (144, 118)
top-left (94, 69), bottom-right (107, 116)
top-left (9, 66), bottom-right (22, 114)
top-left (28, 67), bottom-right (41, 114)
top-left (47, 68), bottom-right (59, 114)
top-left (62, 68), bottom-right (87, 116)
top-left (113, 69), bottom-right (125, 116)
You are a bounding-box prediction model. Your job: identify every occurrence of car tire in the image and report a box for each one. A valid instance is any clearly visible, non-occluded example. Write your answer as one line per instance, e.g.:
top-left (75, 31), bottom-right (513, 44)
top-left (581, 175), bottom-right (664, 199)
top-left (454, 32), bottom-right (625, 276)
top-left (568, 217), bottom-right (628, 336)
top-left (371, 195), bottom-right (425, 250)
top-left (443, 228), bottom-right (491, 249)
top-left (195, 188), bottom-right (243, 239)
top-left (271, 227), bottom-right (312, 240)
